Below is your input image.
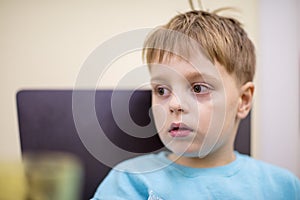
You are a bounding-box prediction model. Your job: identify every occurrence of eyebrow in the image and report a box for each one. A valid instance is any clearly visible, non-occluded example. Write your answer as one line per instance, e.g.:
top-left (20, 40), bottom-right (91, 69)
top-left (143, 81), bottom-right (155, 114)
top-left (184, 71), bottom-right (218, 82)
top-left (150, 72), bottom-right (219, 84)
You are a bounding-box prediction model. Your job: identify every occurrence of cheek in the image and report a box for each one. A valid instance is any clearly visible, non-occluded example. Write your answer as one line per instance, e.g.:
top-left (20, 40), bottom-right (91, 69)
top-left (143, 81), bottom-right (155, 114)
top-left (208, 93), bottom-right (239, 137)
top-left (151, 100), bottom-right (167, 133)
top-left (194, 100), bottom-right (214, 133)
top-left (223, 99), bottom-right (239, 129)
top-left (196, 96), bottom-right (229, 138)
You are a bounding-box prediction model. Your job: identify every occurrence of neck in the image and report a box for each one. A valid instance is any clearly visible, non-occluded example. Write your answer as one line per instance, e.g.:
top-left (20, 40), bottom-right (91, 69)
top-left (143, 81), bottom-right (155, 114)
top-left (168, 147), bottom-right (236, 168)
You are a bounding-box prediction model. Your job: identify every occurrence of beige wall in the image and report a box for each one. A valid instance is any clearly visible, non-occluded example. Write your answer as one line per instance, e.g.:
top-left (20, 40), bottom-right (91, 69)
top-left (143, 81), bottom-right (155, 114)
top-left (256, 0), bottom-right (300, 176)
top-left (1, 1), bottom-right (258, 161)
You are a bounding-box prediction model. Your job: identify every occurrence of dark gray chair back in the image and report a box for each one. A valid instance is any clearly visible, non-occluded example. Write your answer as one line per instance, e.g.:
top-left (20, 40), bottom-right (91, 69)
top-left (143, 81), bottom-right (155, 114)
top-left (17, 90), bottom-right (251, 200)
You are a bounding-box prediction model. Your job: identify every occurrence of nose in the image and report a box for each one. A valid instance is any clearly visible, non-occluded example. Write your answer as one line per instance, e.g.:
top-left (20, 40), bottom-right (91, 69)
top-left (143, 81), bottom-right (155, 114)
top-left (169, 94), bottom-right (186, 114)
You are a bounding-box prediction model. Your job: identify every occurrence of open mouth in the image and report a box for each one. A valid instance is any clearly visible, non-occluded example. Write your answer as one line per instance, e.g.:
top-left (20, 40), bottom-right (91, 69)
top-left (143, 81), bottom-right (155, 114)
top-left (168, 123), bottom-right (193, 137)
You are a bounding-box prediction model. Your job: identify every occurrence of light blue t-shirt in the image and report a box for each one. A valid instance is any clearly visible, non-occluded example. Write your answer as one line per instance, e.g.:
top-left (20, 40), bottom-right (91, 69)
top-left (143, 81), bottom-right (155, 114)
top-left (92, 151), bottom-right (300, 200)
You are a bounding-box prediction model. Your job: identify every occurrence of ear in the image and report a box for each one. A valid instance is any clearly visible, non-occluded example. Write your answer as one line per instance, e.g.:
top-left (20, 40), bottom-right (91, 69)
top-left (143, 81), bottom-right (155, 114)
top-left (237, 82), bottom-right (255, 119)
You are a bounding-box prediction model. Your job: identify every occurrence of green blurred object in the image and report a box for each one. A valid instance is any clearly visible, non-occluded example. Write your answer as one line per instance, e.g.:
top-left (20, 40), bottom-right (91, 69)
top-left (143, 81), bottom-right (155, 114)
top-left (23, 152), bottom-right (83, 200)
top-left (0, 161), bottom-right (28, 200)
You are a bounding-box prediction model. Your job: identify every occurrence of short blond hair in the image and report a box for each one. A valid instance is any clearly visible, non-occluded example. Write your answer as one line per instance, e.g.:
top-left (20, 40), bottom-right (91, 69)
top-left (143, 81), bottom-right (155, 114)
top-left (143, 10), bottom-right (256, 84)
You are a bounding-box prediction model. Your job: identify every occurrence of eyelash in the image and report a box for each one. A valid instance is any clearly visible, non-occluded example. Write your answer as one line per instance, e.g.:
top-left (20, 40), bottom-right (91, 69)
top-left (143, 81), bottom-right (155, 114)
top-left (154, 86), bottom-right (171, 97)
top-left (191, 83), bottom-right (212, 94)
top-left (153, 83), bottom-right (212, 97)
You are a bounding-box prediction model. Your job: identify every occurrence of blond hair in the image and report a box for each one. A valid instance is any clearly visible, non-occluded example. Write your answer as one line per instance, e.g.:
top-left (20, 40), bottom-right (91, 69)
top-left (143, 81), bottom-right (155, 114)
top-left (143, 10), bottom-right (256, 84)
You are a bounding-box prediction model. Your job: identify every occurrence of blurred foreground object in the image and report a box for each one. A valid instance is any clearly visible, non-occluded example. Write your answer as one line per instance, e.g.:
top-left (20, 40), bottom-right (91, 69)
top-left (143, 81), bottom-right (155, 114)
top-left (24, 152), bottom-right (83, 200)
top-left (0, 152), bottom-right (82, 200)
top-left (0, 161), bottom-right (27, 200)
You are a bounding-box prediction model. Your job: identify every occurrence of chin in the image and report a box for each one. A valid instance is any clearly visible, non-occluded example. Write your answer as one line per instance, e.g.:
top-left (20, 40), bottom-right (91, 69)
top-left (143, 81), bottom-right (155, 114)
top-left (167, 143), bottom-right (211, 158)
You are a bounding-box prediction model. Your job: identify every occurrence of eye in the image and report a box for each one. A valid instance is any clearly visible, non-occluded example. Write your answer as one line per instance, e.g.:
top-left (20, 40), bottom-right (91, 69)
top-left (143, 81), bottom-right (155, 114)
top-left (192, 84), bottom-right (211, 94)
top-left (155, 86), bottom-right (171, 97)
top-left (157, 87), bottom-right (165, 95)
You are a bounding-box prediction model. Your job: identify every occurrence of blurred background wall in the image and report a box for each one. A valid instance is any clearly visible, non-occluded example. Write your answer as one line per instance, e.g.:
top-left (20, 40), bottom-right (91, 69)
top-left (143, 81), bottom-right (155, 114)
top-left (0, 0), bottom-right (299, 176)
top-left (256, 0), bottom-right (300, 176)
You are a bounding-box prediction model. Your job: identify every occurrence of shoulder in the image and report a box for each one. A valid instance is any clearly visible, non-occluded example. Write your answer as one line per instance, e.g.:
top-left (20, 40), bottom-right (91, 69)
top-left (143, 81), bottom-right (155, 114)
top-left (238, 153), bottom-right (300, 196)
top-left (241, 154), bottom-right (297, 178)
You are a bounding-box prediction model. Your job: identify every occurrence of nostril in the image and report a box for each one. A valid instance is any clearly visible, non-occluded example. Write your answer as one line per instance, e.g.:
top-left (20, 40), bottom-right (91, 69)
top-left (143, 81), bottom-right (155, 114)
top-left (169, 107), bottom-right (184, 113)
top-left (177, 108), bottom-right (184, 112)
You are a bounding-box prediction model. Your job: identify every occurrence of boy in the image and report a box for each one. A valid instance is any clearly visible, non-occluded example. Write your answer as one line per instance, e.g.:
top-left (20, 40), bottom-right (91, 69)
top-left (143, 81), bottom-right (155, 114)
top-left (92, 10), bottom-right (300, 199)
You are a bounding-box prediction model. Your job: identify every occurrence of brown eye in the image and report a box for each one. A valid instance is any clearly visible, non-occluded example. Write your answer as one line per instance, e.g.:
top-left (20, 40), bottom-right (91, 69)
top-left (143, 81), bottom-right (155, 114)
top-left (158, 87), bottom-right (165, 95)
top-left (192, 84), bottom-right (211, 94)
top-left (155, 86), bottom-right (171, 97)
top-left (193, 85), bottom-right (202, 93)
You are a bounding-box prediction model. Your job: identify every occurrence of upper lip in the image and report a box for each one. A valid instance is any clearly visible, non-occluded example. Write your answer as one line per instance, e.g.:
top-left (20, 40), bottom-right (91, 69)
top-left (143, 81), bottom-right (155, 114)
top-left (168, 122), bottom-right (193, 132)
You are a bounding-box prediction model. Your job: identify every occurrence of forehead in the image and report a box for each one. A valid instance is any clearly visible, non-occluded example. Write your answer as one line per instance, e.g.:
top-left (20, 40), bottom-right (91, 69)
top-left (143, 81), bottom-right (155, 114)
top-left (149, 56), bottom-right (220, 83)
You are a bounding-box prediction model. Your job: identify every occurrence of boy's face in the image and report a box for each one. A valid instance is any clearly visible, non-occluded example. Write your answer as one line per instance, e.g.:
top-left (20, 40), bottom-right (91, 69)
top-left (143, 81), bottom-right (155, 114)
top-left (150, 56), bottom-right (243, 158)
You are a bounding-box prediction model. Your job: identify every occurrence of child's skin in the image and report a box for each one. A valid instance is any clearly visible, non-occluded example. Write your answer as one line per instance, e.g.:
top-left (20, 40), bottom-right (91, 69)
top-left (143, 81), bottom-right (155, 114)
top-left (150, 54), bottom-right (254, 168)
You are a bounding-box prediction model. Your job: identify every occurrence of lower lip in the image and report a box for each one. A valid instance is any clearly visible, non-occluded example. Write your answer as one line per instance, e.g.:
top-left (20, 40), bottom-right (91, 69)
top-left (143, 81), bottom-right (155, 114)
top-left (169, 130), bottom-right (192, 137)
